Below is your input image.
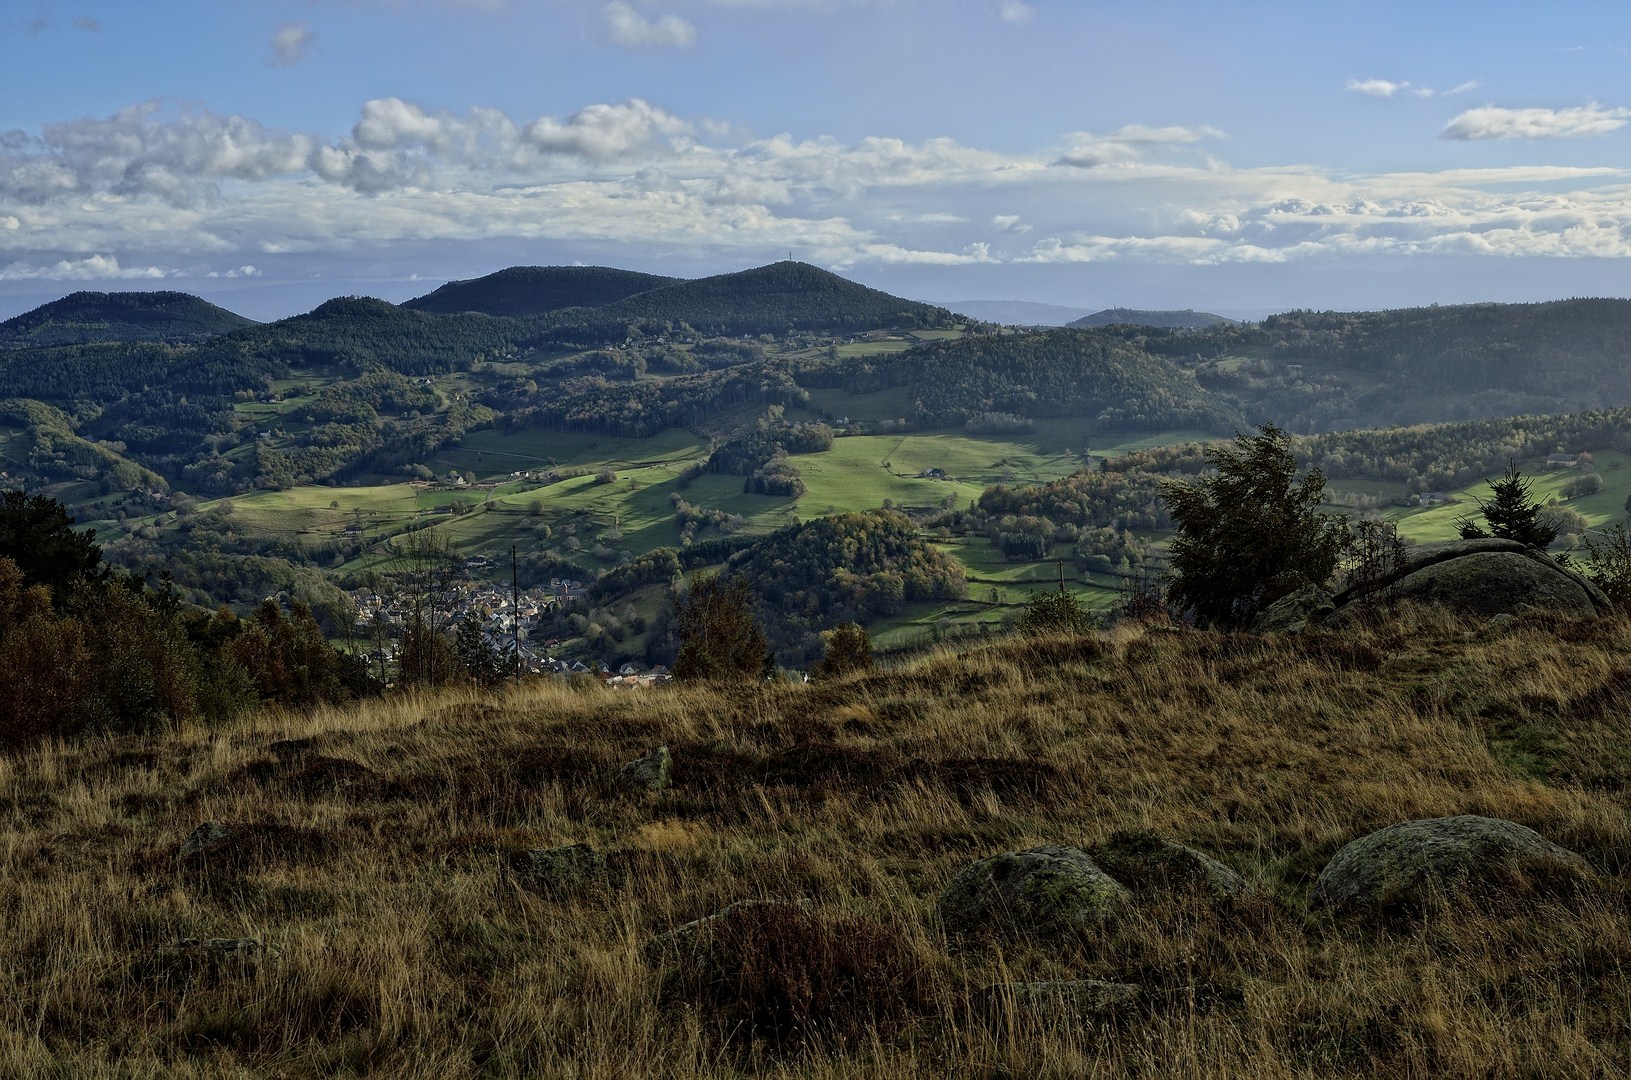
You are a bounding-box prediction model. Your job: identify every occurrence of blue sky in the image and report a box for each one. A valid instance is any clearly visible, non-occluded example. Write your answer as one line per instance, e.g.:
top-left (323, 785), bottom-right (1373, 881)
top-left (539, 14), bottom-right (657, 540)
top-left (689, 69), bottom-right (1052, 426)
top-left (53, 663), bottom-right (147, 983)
top-left (4, 0), bottom-right (1631, 319)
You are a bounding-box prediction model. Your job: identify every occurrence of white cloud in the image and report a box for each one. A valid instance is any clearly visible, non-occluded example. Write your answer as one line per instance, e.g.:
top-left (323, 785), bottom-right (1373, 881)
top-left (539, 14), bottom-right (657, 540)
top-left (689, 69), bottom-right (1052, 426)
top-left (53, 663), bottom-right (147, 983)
top-left (4, 101), bottom-right (317, 205)
top-left (1000, 2), bottom-right (1034, 24)
top-left (1445, 80), bottom-right (1480, 96)
top-left (270, 22), bottom-right (318, 67)
top-left (604, 2), bottom-right (697, 48)
top-left (1347, 78), bottom-right (1409, 98)
top-left (9, 94), bottom-right (1631, 288)
top-left (522, 99), bottom-right (692, 159)
top-left (0, 255), bottom-right (174, 282)
top-left (1442, 103), bottom-right (1631, 140)
top-left (1056, 125), bottom-right (1221, 168)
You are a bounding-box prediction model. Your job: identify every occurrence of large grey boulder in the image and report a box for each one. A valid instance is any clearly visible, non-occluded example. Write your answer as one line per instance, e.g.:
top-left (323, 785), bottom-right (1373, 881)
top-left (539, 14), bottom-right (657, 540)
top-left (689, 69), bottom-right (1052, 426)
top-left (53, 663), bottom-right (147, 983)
top-left (1311, 815), bottom-right (1593, 918)
top-left (1090, 831), bottom-right (1246, 900)
top-left (938, 845), bottom-right (1130, 939)
top-left (1334, 539), bottom-right (1612, 622)
top-left (972, 979), bottom-right (1140, 1028)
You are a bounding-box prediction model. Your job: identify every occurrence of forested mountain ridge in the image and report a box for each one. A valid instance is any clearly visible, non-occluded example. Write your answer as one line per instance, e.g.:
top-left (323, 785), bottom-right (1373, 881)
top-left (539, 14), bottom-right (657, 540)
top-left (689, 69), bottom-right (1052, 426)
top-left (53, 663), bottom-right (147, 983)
top-left (6, 264), bottom-right (1631, 678)
top-left (0, 290), bottom-right (258, 347)
top-left (1069, 307), bottom-right (1236, 330)
top-left (526, 261), bottom-right (956, 344)
top-left (794, 327), bottom-right (1242, 433)
top-left (1137, 297), bottom-right (1631, 430)
top-left (403, 265), bottom-right (681, 317)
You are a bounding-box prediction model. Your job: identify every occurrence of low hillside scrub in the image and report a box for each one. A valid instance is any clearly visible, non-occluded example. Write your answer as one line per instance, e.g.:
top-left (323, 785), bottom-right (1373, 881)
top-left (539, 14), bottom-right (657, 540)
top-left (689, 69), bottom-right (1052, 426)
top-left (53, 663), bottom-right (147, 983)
top-left (2, 606), bottom-right (1630, 1076)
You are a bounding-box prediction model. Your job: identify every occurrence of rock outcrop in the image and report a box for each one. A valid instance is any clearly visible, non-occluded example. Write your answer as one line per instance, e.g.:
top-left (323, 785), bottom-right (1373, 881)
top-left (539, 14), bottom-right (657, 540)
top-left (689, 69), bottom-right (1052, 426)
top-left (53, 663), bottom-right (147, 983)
top-left (1260, 539), bottom-right (1613, 632)
top-left (1311, 814), bottom-right (1593, 918)
top-left (621, 745), bottom-right (671, 792)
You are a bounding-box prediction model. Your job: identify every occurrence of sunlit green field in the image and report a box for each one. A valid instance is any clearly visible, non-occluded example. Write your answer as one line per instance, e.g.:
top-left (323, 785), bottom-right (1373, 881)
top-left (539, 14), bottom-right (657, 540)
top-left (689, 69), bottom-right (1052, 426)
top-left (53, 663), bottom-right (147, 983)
top-left (1386, 450), bottom-right (1631, 542)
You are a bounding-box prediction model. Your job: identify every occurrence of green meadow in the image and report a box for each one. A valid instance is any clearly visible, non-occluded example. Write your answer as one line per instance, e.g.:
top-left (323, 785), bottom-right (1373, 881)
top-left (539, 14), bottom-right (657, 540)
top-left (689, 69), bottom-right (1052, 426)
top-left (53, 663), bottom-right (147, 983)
top-left (1386, 450), bottom-right (1631, 542)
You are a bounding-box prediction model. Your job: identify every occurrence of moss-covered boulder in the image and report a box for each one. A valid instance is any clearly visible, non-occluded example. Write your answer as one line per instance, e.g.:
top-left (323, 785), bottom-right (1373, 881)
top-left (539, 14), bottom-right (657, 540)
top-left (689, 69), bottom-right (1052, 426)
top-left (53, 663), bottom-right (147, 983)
top-left (1311, 815), bottom-right (1593, 918)
top-left (1090, 830), bottom-right (1246, 900)
top-left (938, 845), bottom-right (1130, 939)
top-left (620, 745), bottom-right (671, 792)
top-left (1332, 539), bottom-right (1611, 622)
top-left (1254, 585), bottom-right (1336, 634)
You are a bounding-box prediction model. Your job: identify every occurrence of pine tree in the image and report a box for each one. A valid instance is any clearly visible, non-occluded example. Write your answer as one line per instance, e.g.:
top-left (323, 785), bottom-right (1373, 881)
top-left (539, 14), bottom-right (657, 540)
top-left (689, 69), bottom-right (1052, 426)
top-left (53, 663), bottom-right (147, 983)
top-left (1456, 462), bottom-right (1558, 549)
top-left (455, 613), bottom-right (502, 687)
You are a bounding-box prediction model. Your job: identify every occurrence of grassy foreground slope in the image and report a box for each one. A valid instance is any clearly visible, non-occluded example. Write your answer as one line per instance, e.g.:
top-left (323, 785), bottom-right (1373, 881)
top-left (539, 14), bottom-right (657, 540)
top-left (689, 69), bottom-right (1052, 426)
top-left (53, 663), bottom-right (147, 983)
top-left (3, 606), bottom-right (1629, 1077)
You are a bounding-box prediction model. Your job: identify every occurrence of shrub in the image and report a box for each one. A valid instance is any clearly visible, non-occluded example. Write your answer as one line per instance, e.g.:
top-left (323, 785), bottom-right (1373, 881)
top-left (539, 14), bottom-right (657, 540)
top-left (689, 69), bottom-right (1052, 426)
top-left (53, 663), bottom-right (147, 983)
top-left (812, 621), bottom-right (872, 678)
top-left (1340, 518), bottom-right (1410, 598)
top-left (662, 903), bottom-right (931, 1052)
top-left (1583, 523), bottom-right (1631, 610)
top-left (1015, 589), bottom-right (1091, 635)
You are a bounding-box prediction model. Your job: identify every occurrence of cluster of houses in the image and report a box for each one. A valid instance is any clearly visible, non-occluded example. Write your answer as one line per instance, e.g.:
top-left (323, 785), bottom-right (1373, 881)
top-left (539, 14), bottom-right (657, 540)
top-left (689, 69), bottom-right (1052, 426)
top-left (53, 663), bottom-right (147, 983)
top-left (347, 571), bottom-right (681, 685)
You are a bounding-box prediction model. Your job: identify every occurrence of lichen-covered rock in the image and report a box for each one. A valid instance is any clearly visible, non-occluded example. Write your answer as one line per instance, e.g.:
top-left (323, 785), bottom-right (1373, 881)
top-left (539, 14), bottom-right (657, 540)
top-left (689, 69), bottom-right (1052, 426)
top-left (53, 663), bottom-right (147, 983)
top-left (1090, 831), bottom-right (1246, 900)
top-left (972, 979), bottom-right (1140, 1027)
top-left (1329, 538), bottom-right (1612, 623)
top-left (1254, 585), bottom-right (1336, 634)
top-left (512, 843), bottom-right (609, 899)
top-left (938, 845), bottom-right (1130, 939)
top-left (621, 745), bottom-right (671, 791)
top-left (177, 822), bottom-right (231, 861)
top-left (1311, 815), bottom-right (1593, 918)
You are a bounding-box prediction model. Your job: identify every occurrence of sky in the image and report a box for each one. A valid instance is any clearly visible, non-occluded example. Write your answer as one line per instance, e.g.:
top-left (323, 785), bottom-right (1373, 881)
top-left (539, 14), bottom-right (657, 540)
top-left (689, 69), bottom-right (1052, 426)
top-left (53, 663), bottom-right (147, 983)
top-left (5, 0), bottom-right (1631, 320)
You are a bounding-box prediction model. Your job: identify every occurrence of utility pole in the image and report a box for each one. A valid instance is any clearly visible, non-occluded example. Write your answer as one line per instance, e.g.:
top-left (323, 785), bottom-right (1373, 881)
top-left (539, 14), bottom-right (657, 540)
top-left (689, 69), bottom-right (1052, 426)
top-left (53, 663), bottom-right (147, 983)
top-left (511, 544), bottom-right (521, 680)
top-left (1057, 559), bottom-right (1065, 593)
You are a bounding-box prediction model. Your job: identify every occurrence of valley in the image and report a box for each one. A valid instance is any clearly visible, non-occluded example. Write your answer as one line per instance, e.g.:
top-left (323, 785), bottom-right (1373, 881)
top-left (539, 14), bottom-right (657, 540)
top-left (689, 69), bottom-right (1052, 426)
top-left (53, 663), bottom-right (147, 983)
top-left (5, 263), bottom-right (1631, 673)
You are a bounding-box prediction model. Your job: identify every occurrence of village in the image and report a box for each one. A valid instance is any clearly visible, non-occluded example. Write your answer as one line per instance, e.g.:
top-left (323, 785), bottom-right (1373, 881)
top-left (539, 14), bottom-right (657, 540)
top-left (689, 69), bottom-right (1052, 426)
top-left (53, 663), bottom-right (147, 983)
top-left (347, 568), bottom-right (673, 688)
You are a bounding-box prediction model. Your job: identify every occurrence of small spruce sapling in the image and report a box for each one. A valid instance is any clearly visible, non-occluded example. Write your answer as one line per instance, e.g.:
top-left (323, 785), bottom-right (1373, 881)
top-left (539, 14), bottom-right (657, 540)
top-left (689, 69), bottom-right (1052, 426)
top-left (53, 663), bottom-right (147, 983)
top-left (1455, 461), bottom-right (1559, 549)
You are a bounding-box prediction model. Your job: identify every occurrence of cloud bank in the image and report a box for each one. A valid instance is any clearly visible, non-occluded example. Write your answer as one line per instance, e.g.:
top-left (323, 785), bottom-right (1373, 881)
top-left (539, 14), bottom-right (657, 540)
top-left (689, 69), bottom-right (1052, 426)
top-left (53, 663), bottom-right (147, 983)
top-left (3, 95), bottom-right (1631, 290)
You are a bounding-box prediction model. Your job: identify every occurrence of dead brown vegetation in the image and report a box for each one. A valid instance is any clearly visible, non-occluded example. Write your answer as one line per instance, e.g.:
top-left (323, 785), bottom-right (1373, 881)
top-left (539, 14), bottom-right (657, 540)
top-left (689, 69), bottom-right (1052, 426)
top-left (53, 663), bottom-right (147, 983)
top-left (2, 605), bottom-right (1630, 1076)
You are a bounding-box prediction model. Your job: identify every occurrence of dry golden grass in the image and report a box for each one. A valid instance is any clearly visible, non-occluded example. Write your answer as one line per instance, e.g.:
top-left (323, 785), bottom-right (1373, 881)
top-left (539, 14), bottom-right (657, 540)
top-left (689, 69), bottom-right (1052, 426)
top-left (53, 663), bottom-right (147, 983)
top-left (3, 605), bottom-right (1631, 1077)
